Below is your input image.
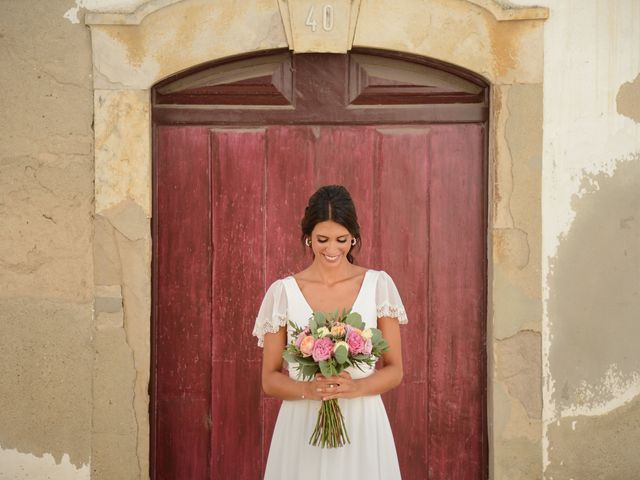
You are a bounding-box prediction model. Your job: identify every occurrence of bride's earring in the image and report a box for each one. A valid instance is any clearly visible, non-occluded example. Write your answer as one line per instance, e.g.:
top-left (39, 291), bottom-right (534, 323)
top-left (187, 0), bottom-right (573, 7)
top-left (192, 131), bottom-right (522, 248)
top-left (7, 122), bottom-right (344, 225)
top-left (351, 238), bottom-right (357, 246)
top-left (305, 237), bottom-right (312, 247)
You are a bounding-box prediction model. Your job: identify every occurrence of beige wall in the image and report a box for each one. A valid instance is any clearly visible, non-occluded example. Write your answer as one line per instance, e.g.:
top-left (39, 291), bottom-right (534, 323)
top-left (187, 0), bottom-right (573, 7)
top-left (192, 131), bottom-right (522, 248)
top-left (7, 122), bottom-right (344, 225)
top-left (0, 1), bottom-right (94, 478)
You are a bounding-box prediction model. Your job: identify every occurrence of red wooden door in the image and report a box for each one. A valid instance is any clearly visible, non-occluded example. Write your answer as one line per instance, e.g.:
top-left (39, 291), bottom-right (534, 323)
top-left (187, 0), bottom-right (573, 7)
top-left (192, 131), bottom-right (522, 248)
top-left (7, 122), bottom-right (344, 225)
top-left (152, 52), bottom-right (487, 480)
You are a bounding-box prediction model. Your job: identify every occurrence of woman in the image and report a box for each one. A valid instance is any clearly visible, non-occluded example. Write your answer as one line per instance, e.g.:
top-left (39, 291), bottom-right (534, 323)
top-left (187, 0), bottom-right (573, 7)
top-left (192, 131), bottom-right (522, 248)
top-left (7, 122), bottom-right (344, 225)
top-left (252, 185), bottom-right (408, 479)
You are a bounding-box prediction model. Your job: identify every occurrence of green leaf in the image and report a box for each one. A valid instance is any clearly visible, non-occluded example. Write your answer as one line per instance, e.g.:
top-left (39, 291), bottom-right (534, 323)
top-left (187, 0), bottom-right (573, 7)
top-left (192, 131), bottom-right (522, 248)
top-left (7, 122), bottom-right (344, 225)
top-left (282, 351), bottom-right (298, 364)
top-left (329, 360), bottom-right (337, 377)
top-left (334, 344), bottom-right (348, 364)
top-left (309, 316), bottom-right (318, 332)
top-left (370, 328), bottom-right (382, 343)
top-left (313, 311), bottom-right (326, 326)
top-left (302, 364), bottom-right (319, 379)
top-left (345, 312), bottom-right (364, 329)
top-left (296, 356), bottom-right (316, 365)
top-left (319, 360), bottom-right (332, 378)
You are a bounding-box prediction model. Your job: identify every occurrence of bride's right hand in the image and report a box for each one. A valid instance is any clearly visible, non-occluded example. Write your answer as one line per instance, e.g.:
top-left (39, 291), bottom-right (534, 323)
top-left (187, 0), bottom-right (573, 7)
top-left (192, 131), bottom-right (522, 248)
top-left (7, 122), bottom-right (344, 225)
top-left (301, 375), bottom-right (323, 401)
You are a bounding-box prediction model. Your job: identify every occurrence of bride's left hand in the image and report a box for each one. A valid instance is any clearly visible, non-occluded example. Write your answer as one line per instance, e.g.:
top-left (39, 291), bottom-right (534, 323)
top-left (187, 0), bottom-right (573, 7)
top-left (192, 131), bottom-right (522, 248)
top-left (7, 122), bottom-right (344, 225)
top-left (314, 371), bottom-right (361, 400)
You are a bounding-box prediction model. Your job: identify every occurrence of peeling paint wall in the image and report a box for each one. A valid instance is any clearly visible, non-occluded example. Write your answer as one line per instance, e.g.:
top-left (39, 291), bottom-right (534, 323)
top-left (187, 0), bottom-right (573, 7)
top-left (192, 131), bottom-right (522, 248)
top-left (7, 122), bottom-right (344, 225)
top-left (510, 0), bottom-right (640, 478)
top-left (0, 1), bottom-right (94, 479)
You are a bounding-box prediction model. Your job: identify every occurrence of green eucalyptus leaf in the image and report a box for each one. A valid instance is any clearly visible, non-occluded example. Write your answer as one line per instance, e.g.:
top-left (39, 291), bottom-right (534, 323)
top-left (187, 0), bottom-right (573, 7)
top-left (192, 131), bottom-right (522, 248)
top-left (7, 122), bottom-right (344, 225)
top-left (334, 344), bottom-right (348, 364)
top-left (345, 312), bottom-right (364, 329)
top-left (319, 360), bottom-right (332, 378)
top-left (371, 328), bottom-right (382, 343)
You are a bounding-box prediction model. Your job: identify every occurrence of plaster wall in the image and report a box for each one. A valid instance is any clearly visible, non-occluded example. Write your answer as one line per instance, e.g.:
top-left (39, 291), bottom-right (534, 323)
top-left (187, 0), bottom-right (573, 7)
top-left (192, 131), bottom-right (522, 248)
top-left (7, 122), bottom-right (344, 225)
top-left (0, 1), bottom-right (94, 478)
top-left (510, 0), bottom-right (640, 478)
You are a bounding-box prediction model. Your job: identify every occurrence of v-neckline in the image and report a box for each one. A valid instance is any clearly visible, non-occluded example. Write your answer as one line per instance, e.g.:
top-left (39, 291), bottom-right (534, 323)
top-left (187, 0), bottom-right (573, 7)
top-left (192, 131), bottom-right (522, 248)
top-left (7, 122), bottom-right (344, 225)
top-left (290, 269), bottom-right (371, 315)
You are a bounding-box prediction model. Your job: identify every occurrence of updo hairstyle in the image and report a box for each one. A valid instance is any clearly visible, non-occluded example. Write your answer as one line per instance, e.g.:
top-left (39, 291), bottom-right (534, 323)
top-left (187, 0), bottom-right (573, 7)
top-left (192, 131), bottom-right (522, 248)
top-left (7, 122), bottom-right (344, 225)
top-left (300, 185), bottom-right (361, 264)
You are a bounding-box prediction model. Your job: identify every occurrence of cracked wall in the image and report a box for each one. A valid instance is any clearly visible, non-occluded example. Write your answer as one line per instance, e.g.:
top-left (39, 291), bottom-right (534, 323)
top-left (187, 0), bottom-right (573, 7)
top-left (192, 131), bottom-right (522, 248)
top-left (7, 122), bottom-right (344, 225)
top-left (0, 0), bottom-right (94, 478)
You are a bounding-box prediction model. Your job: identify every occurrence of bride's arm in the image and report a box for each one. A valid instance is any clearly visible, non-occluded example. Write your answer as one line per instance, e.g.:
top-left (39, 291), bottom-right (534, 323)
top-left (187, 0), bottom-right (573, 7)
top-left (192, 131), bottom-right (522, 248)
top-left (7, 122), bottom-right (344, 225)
top-left (261, 327), bottom-right (324, 401)
top-left (316, 316), bottom-right (404, 400)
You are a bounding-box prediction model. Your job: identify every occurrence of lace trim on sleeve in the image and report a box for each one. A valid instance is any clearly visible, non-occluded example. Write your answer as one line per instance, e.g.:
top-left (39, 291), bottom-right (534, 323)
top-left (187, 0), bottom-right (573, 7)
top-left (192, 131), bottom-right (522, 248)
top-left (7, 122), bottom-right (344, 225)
top-left (252, 279), bottom-right (288, 347)
top-left (376, 303), bottom-right (408, 324)
top-left (375, 271), bottom-right (409, 324)
top-left (252, 313), bottom-right (288, 347)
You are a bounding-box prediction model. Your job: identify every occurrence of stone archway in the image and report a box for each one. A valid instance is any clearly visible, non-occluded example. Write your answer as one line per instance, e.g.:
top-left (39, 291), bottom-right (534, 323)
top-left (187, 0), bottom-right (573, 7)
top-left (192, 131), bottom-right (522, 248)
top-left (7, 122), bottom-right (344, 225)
top-left (86, 1), bottom-right (547, 478)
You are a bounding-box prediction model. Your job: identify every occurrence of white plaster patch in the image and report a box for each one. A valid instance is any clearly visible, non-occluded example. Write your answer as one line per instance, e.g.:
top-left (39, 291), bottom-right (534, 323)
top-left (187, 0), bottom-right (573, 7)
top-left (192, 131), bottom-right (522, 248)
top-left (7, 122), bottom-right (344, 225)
top-left (65, 0), bottom-right (143, 22)
top-left (561, 365), bottom-right (640, 418)
top-left (0, 447), bottom-right (89, 480)
top-left (64, 0), bottom-right (86, 24)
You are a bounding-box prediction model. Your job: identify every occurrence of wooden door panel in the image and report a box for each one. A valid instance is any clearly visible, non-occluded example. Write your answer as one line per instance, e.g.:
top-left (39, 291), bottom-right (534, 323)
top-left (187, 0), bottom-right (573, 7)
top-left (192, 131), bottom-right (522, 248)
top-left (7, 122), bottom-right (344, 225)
top-left (210, 129), bottom-right (266, 479)
top-left (428, 124), bottom-right (486, 478)
top-left (154, 127), bottom-right (212, 479)
top-left (154, 122), bottom-right (486, 479)
top-left (263, 126), bottom-right (317, 461)
top-left (376, 127), bottom-right (431, 477)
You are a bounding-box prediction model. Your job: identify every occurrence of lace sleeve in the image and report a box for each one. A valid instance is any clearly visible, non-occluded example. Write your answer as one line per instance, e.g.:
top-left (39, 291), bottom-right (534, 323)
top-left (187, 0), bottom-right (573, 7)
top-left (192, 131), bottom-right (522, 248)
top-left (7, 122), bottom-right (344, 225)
top-left (252, 279), bottom-right (288, 347)
top-left (375, 271), bottom-right (408, 324)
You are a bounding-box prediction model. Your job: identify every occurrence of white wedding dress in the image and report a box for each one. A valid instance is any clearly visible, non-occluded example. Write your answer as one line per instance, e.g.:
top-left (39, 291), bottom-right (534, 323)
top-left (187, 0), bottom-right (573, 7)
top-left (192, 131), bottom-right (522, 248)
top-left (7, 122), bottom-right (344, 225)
top-left (252, 269), bottom-right (408, 480)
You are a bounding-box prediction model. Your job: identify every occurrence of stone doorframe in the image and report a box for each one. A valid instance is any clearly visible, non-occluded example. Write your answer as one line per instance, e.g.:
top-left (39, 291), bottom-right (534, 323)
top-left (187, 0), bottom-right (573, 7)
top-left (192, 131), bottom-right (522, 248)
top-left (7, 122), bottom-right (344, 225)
top-left (85, 1), bottom-right (548, 478)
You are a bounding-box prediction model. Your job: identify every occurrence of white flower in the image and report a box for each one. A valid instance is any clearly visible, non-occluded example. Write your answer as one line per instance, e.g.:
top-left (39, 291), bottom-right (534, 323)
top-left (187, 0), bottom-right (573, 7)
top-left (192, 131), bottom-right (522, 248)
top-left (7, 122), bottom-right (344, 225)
top-left (316, 326), bottom-right (330, 337)
top-left (362, 328), bottom-right (373, 340)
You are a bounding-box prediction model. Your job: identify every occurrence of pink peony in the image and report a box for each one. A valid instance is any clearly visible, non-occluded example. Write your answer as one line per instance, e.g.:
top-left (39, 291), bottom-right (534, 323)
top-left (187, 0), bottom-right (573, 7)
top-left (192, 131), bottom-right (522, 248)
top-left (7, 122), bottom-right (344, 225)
top-left (300, 336), bottom-right (315, 357)
top-left (346, 331), bottom-right (366, 355)
top-left (312, 337), bottom-right (334, 362)
top-left (362, 338), bottom-right (373, 355)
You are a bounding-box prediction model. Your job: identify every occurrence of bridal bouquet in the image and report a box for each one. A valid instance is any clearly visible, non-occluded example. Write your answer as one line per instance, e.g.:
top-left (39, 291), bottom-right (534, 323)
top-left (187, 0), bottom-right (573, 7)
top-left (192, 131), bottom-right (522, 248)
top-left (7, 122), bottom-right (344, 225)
top-left (283, 310), bottom-right (389, 448)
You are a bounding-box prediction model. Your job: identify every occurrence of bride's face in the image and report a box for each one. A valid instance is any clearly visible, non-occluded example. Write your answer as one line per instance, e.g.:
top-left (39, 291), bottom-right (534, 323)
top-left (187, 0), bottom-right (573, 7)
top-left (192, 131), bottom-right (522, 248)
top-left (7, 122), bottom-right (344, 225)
top-left (309, 220), bottom-right (353, 266)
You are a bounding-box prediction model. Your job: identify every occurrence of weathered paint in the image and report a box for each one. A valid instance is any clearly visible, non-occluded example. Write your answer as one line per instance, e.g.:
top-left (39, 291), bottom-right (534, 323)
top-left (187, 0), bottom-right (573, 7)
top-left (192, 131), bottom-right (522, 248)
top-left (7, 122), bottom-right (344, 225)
top-left (512, 0), bottom-right (640, 476)
top-left (0, 447), bottom-right (89, 480)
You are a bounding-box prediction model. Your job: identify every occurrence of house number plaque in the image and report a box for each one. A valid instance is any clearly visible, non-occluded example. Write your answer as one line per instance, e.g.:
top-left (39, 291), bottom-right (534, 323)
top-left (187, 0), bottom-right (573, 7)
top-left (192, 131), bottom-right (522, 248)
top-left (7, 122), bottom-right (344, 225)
top-left (286, 0), bottom-right (356, 53)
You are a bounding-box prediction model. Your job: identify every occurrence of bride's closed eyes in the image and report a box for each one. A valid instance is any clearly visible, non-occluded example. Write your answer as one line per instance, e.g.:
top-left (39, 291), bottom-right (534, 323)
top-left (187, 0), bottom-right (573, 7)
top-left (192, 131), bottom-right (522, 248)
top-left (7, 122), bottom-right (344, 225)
top-left (317, 236), bottom-right (348, 243)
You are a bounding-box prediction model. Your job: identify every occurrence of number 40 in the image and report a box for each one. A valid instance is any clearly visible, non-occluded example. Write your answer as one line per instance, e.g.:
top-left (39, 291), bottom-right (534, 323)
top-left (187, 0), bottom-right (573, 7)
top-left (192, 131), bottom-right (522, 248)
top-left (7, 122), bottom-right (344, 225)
top-left (305, 4), bottom-right (334, 32)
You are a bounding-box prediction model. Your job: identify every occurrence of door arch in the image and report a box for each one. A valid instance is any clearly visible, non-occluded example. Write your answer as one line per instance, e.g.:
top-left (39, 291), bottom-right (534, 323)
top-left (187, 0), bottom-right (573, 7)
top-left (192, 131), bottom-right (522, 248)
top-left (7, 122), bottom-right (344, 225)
top-left (151, 49), bottom-right (488, 479)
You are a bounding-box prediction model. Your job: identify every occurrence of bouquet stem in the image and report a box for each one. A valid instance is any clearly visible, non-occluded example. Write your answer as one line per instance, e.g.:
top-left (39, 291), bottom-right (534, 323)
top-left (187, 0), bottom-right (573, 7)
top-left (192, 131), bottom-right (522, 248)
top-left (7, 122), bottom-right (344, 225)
top-left (309, 399), bottom-right (351, 448)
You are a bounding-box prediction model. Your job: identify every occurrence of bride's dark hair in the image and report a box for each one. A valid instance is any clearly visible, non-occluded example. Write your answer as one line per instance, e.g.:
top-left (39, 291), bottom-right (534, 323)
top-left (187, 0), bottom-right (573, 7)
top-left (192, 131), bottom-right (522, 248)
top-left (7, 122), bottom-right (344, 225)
top-left (300, 185), bottom-right (361, 264)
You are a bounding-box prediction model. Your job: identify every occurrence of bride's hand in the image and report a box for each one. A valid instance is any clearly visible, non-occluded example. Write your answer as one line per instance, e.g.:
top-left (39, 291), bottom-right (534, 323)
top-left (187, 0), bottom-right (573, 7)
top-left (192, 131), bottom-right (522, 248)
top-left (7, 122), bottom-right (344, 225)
top-left (314, 371), bottom-right (361, 400)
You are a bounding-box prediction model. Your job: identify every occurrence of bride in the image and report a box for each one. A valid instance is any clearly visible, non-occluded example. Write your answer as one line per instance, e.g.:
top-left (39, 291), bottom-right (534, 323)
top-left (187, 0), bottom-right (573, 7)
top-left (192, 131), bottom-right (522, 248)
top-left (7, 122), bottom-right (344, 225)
top-left (253, 184), bottom-right (408, 480)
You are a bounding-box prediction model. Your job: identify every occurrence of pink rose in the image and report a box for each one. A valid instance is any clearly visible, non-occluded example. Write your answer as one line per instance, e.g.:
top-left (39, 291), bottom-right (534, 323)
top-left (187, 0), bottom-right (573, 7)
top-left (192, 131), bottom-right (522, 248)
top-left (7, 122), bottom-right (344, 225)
top-left (346, 331), bottom-right (366, 355)
top-left (312, 337), bottom-right (334, 362)
top-left (295, 332), bottom-right (306, 348)
top-left (300, 336), bottom-right (315, 357)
